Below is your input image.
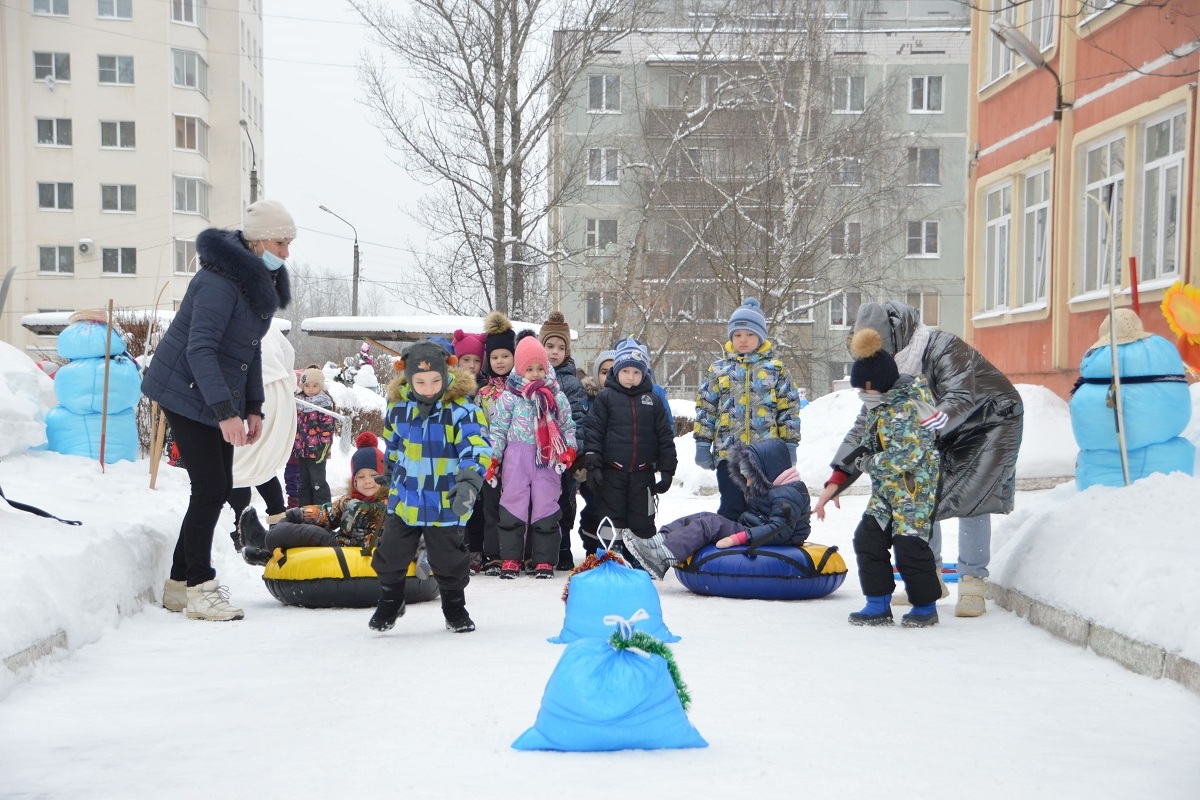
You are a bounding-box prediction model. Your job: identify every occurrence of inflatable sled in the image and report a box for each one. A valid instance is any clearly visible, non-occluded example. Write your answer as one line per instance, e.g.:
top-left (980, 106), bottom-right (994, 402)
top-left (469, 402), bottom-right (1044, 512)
top-left (262, 546), bottom-right (439, 608)
top-left (674, 543), bottom-right (847, 600)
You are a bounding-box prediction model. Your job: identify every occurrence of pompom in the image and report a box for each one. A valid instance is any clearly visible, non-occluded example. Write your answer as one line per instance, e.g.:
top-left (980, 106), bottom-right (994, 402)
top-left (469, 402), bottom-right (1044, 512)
top-left (547, 310), bottom-right (566, 324)
top-left (849, 327), bottom-right (884, 360)
top-left (742, 298), bottom-right (762, 311)
top-left (453, 329), bottom-right (466, 343)
top-left (355, 431), bottom-right (379, 448)
top-left (484, 310), bottom-right (512, 335)
top-left (516, 329), bottom-right (538, 343)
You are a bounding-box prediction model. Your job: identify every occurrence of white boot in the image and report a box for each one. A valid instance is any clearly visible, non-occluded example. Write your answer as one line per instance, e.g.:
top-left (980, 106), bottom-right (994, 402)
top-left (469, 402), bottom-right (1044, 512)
top-left (186, 579), bottom-right (245, 621)
top-left (955, 575), bottom-right (987, 618)
top-left (892, 569), bottom-right (949, 606)
top-left (162, 579), bottom-right (187, 612)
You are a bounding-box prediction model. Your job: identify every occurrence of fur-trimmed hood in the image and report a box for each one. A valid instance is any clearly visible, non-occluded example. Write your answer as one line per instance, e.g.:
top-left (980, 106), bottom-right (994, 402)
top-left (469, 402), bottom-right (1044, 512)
top-left (386, 364), bottom-right (478, 404)
top-left (728, 439), bottom-right (794, 498)
top-left (581, 375), bottom-right (600, 398)
top-left (196, 228), bottom-right (291, 315)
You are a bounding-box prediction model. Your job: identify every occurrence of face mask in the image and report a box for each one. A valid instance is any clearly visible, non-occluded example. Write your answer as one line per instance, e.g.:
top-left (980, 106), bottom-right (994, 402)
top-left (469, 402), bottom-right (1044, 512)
top-left (858, 391), bottom-right (886, 409)
top-left (261, 250), bottom-right (286, 271)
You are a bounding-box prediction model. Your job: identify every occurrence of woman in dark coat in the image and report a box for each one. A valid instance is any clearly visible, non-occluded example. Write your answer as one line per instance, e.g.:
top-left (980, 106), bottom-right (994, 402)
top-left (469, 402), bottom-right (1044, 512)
top-left (142, 199), bottom-right (293, 621)
top-left (820, 301), bottom-right (1023, 618)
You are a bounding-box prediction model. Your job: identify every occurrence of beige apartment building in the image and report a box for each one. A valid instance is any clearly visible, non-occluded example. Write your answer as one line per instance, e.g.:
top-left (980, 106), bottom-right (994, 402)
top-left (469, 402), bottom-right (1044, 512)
top-left (0, 0), bottom-right (264, 353)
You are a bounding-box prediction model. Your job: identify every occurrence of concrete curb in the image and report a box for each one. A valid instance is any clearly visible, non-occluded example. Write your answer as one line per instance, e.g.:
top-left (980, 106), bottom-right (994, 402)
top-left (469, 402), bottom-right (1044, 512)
top-left (989, 583), bottom-right (1200, 697)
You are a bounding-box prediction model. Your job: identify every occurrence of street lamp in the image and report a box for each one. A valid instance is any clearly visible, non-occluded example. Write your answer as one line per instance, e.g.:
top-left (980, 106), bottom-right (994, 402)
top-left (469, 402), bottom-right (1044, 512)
top-left (238, 119), bottom-right (258, 203)
top-left (989, 20), bottom-right (1071, 120)
top-left (319, 204), bottom-right (360, 316)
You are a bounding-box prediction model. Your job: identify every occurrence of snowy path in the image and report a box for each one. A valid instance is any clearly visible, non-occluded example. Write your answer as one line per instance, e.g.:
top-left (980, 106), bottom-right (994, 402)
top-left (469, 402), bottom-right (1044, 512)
top-left (2, 493), bottom-right (1198, 800)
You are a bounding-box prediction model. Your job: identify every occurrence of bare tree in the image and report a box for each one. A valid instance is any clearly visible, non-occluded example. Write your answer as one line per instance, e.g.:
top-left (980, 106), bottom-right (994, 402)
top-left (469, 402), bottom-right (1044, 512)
top-left (278, 258), bottom-right (387, 368)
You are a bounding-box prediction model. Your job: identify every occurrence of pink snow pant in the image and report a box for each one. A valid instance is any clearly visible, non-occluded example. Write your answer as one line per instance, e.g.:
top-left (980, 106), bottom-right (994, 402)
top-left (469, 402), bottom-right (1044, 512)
top-left (497, 442), bottom-right (562, 564)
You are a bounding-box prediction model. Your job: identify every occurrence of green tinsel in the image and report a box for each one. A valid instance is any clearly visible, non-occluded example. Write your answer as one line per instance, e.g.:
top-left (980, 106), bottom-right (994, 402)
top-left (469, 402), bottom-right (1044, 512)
top-left (609, 629), bottom-right (692, 711)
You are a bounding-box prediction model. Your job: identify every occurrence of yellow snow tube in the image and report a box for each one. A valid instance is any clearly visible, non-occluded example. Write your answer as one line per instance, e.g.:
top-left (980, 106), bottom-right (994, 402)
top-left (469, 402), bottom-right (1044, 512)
top-left (262, 546), bottom-right (439, 608)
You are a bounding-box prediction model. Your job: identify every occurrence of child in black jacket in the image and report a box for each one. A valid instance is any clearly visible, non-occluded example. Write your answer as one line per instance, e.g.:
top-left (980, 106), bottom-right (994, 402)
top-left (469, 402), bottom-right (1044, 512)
top-left (582, 337), bottom-right (677, 541)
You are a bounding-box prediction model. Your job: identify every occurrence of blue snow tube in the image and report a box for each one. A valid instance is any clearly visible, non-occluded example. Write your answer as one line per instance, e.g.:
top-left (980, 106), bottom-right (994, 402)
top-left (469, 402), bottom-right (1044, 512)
top-left (674, 543), bottom-right (847, 600)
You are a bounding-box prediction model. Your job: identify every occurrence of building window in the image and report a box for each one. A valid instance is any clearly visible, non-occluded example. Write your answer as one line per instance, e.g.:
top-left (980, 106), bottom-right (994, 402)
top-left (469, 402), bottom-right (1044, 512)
top-left (100, 120), bottom-right (135, 148)
top-left (101, 184), bottom-right (136, 212)
top-left (97, 0), bottom-right (132, 19)
top-left (36, 118), bottom-right (72, 146)
top-left (907, 220), bottom-right (939, 257)
top-left (907, 147), bottom-right (941, 185)
top-left (587, 74), bottom-right (620, 112)
top-left (173, 175), bottom-right (210, 217)
top-left (587, 148), bottom-right (619, 185)
top-left (906, 291), bottom-right (940, 327)
top-left (171, 49), bottom-right (208, 95)
top-left (832, 75), bottom-right (865, 113)
top-left (102, 247), bottom-right (137, 275)
top-left (1029, 0), bottom-right (1057, 51)
top-left (174, 115), bottom-right (209, 156)
top-left (34, 52), bottom-right (71, 82)
top-left (831, 156), bottom-right (862, 186)
top-left (829, 291), bottom-right (862, 329)
top-left (1081, 136), bottom-right (1125, 293)
top-left (1081, 0), bottom-right (1119, 24)
top-left (38, 246), bottom-right (74, 274)
top-left (98, 55), bottom-right (134, 85)
top-left (37, 182), bottom-right (73, 210)
top-left (983, 184), bottom-right (1012, 311)
top-left (831, 221), bottom-right (861, 257)
top-left (174, 239), bottom-right (198, 274)
top-left (172, 0), bottom-right (207, 32)
top-left (910, 76), bottom-right (943, 113)
top-left (1021, 167), bottom-right (1051, 305)
top-left (34, 0), bottom-right (68, 15)
top-left (1140, 111), bottom-right (1185, 282)
top-left (585, 219), bottom-right (618, 252)
top-left (586, 291), bottom-right (616, 325)
top-left (784, 291), bottom-right (815, 323)
top-left (986, 2), bottom-right (1018, 85)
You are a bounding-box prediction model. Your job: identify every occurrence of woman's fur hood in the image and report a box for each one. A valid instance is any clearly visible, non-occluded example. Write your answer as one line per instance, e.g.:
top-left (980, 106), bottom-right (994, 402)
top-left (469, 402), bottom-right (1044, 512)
top-left (386, 364), bottom-right (478, 404)
top-left (195, 228), bottom-right (291, 314)
top-left (728, 439), bottom-right (794, 498)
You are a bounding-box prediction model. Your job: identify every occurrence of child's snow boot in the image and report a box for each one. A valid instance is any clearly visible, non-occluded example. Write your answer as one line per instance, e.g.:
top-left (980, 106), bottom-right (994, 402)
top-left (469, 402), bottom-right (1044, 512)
top-left (534, 563), bottom-right (555, 579)
top-left (500, 560), bottom-right (521, 579)
top-left (441, 588), bottom-right (476, 633)
top-left (902, 602), bottom-right (939, 628)
top-left (186, 580), bottom-right (244, 621)
top-left (162, 579), bottom-right (187, 612)
top-left (622, 531), bottom-right (677, 580)
top-left (955, 575), bottom-right (987, 617)
top-left (368, 583), bottom-right (406, 632)
top-left (892, 568), bottom-right (949, 606)
top-left (239, 508), bottom-right (268, 550)
top-left (848, 595), bottom-right (894, 626)
top-left (241, 546), bottom-right (272, 567)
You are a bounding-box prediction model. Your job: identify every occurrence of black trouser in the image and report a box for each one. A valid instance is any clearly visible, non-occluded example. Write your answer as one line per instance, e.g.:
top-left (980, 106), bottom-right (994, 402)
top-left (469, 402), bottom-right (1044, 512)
top-left (372, 515), bottom-right (470, 594)
top-left (265, 520), bottom-right (339, 551)
top-left (577, 481), bottom-right (601, 554)
top-left (297, 457), bottom-right (331, 506)
top-left (497, 506), bottom-right (560, 565)
top-left (164, 410), bottom-right (233, 586)
top-left (598, 468), bottom-right (658, 539)
top-left (557, 472), bottom-right (578, 561)
top-left (228, 479), bottom-right (286, 520)
top-left (715, 460), bottom-right (747, 521)
top-left (465, 490), bottom-right (486, 554)
top-left (853, 515), bottom-right (940, 606)
top-left (481, 480), bottom-right (502, 560)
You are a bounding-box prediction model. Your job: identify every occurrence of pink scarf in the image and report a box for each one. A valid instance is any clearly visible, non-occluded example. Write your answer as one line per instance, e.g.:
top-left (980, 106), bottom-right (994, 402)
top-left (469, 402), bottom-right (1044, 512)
top-left (513, 376), bottom-right (567, 467)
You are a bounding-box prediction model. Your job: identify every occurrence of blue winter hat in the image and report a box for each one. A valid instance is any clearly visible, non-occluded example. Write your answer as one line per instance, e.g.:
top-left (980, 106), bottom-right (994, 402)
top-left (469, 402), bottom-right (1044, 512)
top-left (611, 337), bottom-right (649, 380)
top-left (728, 298), bottom-right (768, 344)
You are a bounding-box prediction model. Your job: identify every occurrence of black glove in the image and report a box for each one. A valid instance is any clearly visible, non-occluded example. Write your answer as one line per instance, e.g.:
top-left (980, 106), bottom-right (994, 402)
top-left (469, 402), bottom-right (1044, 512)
top-left (583, 453), bottom-right (604, 487)
top-left (448, 469), bottom-right (483, 517)
top-left (284, 508), bottom-right (305, 524)
top-left (653, 472), bottom-right (674, 494)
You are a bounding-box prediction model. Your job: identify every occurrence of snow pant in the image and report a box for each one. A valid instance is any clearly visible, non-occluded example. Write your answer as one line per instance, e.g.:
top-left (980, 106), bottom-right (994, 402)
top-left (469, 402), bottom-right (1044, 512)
top-left (853, 515), bottom-right (940, 606)
top-left (297, 457), bottom-right (331, 506)
top-left (556, 472), bottom-right (578, 563)
top-left (264, 520), bottom-right (339, 551)
top-left (658, 512), bottom-right (741, 562)
top-left (465, 489), bottom-right (486, 555)
top-left (930, 515), bottom-right (992, 579)
top-left (715, 460), bottom-right (747, 522)
top-left (497, 444), bottom-right (562, 565)
top-left (576, 481), bottom-right (602, 555)
top-left (284, 457), bottom-right (300, 507)
top-left (163, 410), bottom-right (233, 587)
top-left (598, 467), bottom-right (658, 539)
top-left (481, 480), bottom-right (503, 561)
top-left (227, 479), bottom-right (286, 520)
top-left (372, 515), bottom-right (470, 595)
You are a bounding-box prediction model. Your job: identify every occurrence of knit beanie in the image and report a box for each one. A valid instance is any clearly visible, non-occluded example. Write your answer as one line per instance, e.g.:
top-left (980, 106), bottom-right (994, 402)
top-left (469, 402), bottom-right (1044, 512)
top-left (852, 302), bottom-right (896, 354)
top-left (849, 328), bottom-right (899, 393)
top-left (513, 333), bottom-right (549, 378)
top-left (610, 336), bottom-right (649, 380)
top-left (483, 310), bottom-right (516, 375)
top-left (728, 297), bottom-right (769, 344)
top-left (242, 199), bottom-right (297, 241)
top-left (398, 339), bottom-right (456, 385)
top-left (350, 431), bottom-right (384, 477)
top-left (539, 311), bottom-right (572, 357)
top-left (594, 349), bottom-right (617, 380)
top-left (452, 329), bottom-right (486, 361)
top-left (301, 367), bottom-right (325, 390)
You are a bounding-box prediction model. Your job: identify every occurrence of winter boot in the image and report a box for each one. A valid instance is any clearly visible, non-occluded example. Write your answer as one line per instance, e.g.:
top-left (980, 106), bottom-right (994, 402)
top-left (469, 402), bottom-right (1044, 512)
top-left (241, 546), bottom-right (272, 567)
top-left (162, 579), bottom-right (187, 612)
top-left (500, 560), bottom-right (521, 579)
top-left (441, 588), bottom-right (476, 633)
top-left (902, 602), bottom-right (940, 628)
top-left (848, 595), bottom-right (894, 626)
top-left (534, 563), bottom-right (555, 579)
top-left (892, 568), bottom-right (950, 606)
top-left (622, 532), bottom-right (678, 580)
top-left (469, 552), bottom-right (484, 573)
top-left (239, 507), bottom-right (268, 551)
top-left (229, 529), bottom-right (243, 552)
top-left (368, 583), bottom-right (406, 632)
top-left (481, 558), bottom-right (503, 577)
top-left (186, 580), bottom-right (244, 621)
top-left (955, 575), bottom-right (987, 618)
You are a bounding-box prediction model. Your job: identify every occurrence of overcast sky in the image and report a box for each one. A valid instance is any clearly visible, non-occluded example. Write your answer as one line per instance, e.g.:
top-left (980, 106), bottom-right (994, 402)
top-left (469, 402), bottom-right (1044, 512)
top-left (262, 0), bottom-right (423, 312)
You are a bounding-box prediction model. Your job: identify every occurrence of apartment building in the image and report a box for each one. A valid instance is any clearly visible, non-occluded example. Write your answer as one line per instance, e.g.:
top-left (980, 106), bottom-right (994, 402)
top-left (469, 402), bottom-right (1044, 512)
top-left (0, 0), bottom-right (264, 352)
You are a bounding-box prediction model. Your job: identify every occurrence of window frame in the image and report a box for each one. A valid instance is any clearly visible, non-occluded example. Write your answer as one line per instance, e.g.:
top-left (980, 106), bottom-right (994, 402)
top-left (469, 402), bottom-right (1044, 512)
top-left (37, 182), bottom-right (74, 210)
top-left (907, 147), bottom-right (941, 186)
top-left (906, 219), bottom-right (940, 258)
top-left (33, 0), bottom-right (69, 16)
top-left (100, 183), bottom-right (136, 213)
top-left (171, 49), bottom-right (209, 96)
top-left (829, 291), bottom-right (862, 330)
top-left (174, 114), bottom-right (210, 157)
top-left (1020, 166), bottom-right (1051, 306)
top-left (36, 117), bottom-right (72, 147)
top-left (585, 291), bottom-right (616, 326)
top-left (1080, 134), bottom-right (1126, 294)
top-left (587, 74), bottom-right (620, 113)
top-left (909, 75), bottom-right (944, 113)
top-left (172, 0), bottom-right (208, 34)
top-left (34, 51), bottom-right (71, 82)
top-left (97, 54), bottom-right (134, 85)
top-left (174, 238), bottom-right (198, 274)
top-left (97, 0), bottom-right (133, 19)
top-left (173, 175), bottom-right (210, 217)
top-left (101, 247), bottom-right (137, 276)
top-left (99, 120), bottom-right (135, 148)
top-left (830, 220), bottom-right (862, 258)
top-left (832, 75), bottom-right (865, 114)
top-left (584, 218), bottom-right (618, 252)
top-left (586, 147), bottom-right (619, 185)
top-left (982, 183), bottom-right (1012, 312)
top-left (831, 156), bottom-right (863, 186)
top-left (1138, 109), bottom-right (1185, 283)
top-left (38, 245), bottom-right (75, 274)
top-left (906, 291), bottom-right (940, 327)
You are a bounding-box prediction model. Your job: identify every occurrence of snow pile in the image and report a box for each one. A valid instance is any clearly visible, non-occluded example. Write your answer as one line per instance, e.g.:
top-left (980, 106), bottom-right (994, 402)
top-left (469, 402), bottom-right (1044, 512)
top-left (0, 341), bottom-right (55, 457)
top-left (796, 388), bottom-right (863, 487)
top-left (1014, 383), bottom-right (1078, 478)
top-left (323, 376), bottom-right (386, 414)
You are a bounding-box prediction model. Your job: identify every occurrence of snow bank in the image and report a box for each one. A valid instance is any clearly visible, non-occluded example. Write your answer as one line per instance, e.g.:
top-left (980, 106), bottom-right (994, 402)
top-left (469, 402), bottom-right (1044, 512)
top-left (1014, 383), bottom-right (1078, 478)
top-left (0, 342), bottom-right (55, 457)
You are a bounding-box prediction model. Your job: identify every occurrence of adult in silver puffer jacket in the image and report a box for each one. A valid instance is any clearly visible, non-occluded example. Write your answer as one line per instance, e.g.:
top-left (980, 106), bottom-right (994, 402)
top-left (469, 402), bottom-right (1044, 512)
top-left (827, 301), bottom-right (1024, 617)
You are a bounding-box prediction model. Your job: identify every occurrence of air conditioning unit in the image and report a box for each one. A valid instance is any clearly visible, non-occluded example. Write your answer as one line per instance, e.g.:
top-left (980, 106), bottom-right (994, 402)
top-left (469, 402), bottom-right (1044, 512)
top-left (78, 239), bottom-right (94, 254)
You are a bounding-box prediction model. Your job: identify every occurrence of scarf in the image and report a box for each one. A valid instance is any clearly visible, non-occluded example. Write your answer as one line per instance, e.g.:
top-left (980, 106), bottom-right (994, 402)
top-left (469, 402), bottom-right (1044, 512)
top-left (894, 323), bottom-right (932, 377)
top-left (508, 374), bottom-right (567, 467)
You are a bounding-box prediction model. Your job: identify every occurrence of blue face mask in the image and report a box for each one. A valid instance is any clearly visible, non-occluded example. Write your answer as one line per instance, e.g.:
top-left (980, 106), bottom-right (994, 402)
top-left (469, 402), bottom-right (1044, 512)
top-left (261, 250), bottom-right (286, 271)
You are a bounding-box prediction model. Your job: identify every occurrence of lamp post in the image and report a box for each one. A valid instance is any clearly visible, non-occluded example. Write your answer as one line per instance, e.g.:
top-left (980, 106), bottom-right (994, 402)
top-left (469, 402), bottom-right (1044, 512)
top-left (239, 119), bottom-right (258, 203)
top-left (319, 204), bottom-right (360, 316)
top-left (989, 21), bottom-right (1071, 120)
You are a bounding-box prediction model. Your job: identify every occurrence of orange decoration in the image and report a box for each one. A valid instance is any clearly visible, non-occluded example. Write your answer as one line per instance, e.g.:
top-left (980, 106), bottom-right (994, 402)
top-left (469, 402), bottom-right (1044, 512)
top-left (1161, 282), bottom-right (1200, 344)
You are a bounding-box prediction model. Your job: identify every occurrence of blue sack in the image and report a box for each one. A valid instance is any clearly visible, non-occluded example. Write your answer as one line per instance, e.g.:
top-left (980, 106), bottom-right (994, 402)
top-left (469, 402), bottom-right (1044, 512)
top-left (549, 551), bottom-right (680, 644)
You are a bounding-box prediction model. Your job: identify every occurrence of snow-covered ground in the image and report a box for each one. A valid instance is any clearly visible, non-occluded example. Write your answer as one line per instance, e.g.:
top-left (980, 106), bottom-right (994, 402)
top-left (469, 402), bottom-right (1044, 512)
top-left (2, 338), bottom-right (1199, 798)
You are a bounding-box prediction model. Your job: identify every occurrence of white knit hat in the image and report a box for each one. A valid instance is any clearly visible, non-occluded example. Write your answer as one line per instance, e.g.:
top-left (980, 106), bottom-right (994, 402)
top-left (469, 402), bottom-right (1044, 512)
top-left (243, 199), bottom-right (296, 241)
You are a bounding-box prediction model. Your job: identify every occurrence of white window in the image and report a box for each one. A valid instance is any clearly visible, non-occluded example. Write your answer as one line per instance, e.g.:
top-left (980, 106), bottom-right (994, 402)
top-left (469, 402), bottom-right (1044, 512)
top-left (101, 184), bottom-right (136, 212)
top-left (174, 239), bottom-right (198, 274)
top-left (587, 148), bottom-right (619, 185)
top-left (831, 157), bottom-right (862, 186)
top-left (986, 2), bottom-right (1018, 85)
top-left (98, 55), bottom-right (134, 85)
top-left (1029, 0), bottom-right (1057, 52)
top-left (172, 0), bottom-right (207, 32)
top-left (1081, 136), bottom-right (1125, 293)
top-left (907, 220), bottom-right (939, 257)
top-left (585, 219), bottom-right (618, 252)
top-left (100, 120), bottom-right (135, 148)
top-left (97, 0), bottom-right (132, 19)
top-left (38, 246), bottom-right (74, 274)
top-left (586, 291), bottom-right (616, 325)
top-left (172, 49), bottom-right (208, 95)
top-left (784, 291), bottom-right (815, 323)
top-left (1081, 0), bottom-right (1118, 24)
top-left (906, 291), bottom-right (940, 327)
top-left (699, 74), bottom-right (721, 106)
top-left (173, 175), bottom-right (210, 217)
top-left (34, 52), bottom-right (71, 81)
top-left (587, 75), bottom-right (620, 112)
top-left (910, 76), bottom-right (943, 113)
top-left (907, 147), bottom-right (941, 185)
top-left (174, 115), bottom-right (209, 156)
top-left (102, 247), bottom-right (137, 275)
top-left (36, 118), bottom-right (72, 146)
top-left (983, 184), bottom-right (1012, 311)
top-left (1021, 167), bottom-right (1051, 305)
top-left (38, 182), bottom-right (73, 210)
top-left (34, 0), bottom-right (68, 15)
top-left (831, 221), bottom-right (861, 257)
top-left (830, 291), bottom-right (862, 329)
top-left (1140, 111), bottom-right (1185, 282)
top-left (832, 75), bottom-right (865, 113)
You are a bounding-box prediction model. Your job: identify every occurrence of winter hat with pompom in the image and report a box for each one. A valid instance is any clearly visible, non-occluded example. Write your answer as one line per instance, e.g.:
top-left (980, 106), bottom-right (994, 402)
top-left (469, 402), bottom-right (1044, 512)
top-left (350, 431), bottom-right (384, 477)
top-left (849, 328), bottom-right (899, 393)
top-left (728, 297), bottom-right (769, 344)
top-left (483, 310), bottom-right (516, 376)
top-left (452, 329), bottom-right (486, 361)
top-left (539, 311), bottom-right (572, 357)
top-left (610, 336), bottom-right (650, 380)
top-left (513, 332), bottom-right (549, 378)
